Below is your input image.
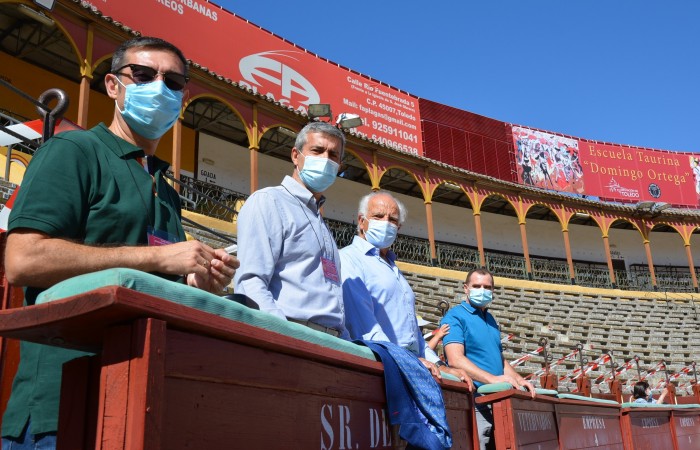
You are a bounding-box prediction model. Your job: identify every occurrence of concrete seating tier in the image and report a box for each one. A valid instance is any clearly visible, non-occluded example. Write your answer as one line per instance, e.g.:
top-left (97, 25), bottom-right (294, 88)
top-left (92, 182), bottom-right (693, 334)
top-left (398, 262), bottom-right (700, 396)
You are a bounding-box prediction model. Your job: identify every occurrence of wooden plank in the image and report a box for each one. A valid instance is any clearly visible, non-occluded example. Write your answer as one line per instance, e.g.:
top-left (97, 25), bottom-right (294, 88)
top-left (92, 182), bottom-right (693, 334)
top-left (124, 319), bottom-right (166, 450)
top-left (95, 324), bottom-right (133, 450)
top-left (509, 398), bottom-right (558, 449)
top-left (162, 377), bottom-right (396, 449)
top-left (163, 328), bottom-right (473, 449)
top-left (57, 355), bottom-right (99, 450)
top-left (622, 408), bottom-right (674, 450)
top-left (671, 409), bottom-right (700, 450)
top-left (555, 402), bottom-right (624, 449)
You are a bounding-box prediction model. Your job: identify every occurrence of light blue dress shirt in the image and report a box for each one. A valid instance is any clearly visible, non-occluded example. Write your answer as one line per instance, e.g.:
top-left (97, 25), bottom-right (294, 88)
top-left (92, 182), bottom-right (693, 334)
top-left (234, 176), bottom-right (347, 338)
top-left (340, 235), bottom-right (427, 358)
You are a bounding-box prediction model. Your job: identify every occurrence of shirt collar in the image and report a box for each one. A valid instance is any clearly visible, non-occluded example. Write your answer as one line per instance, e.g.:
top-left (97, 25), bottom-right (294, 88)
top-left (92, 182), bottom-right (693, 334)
top-left (94, 123), bottom-right (144, 160)
top-left (352, 235), bottom-right (397, 263)
top-left (282, 175), bottom-right (325, 211)
top-left (460, 299), bottom-right (488, 315)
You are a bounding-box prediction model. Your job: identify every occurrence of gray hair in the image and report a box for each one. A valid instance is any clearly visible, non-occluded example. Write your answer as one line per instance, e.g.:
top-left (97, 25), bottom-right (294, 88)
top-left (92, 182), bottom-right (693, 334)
top-left (295, 122), bottom-right (346, 158)
top-left (357, 190), bottom-right (407, 232)
top-left (111, 36), bottom-right (189, 77)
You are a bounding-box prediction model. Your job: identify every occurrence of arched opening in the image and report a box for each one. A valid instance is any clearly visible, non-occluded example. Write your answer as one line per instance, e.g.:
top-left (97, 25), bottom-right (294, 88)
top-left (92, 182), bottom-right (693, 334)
top-left (479, 194), bottom-right (524, 278)
top-left (648, 223), bottom-right (693, 291)
top-left (607, 218), bottom-right (644, 290)
top-left (524, 203), bottom-right (569, 283)
top-left (376, 166), bottom-right (430, 265)
top-left (564, 211), bottom-right (610, 288)
top-left (430, 181), bottom-right (478, 271)
top-left (178, 96), bottom-right (249, 222)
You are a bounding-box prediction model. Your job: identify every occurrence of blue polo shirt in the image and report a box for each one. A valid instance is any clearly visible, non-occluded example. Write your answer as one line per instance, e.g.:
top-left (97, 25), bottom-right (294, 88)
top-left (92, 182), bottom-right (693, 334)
top-left (440, 300), bottom-right (503, 388)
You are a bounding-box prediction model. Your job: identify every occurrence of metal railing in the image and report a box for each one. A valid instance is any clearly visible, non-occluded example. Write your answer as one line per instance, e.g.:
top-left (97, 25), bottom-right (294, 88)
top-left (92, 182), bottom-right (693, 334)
top-left (531, 258), bottom-right (571, 284)
top-left (176, 173), bottom-right (248, 223)
top-left (486, 252), bottom-right (528, 279)
top-left (392, 234), bottom-right (432, 265)
top-left (436, 242), bottom-right (481, 271)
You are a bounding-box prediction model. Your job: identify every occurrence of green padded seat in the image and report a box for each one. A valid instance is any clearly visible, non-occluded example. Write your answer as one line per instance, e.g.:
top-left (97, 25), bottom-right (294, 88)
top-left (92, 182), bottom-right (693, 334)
top-left (477, 382), bottom-right (558, 396)
top-left (36, 268), bottom-right (376, 361)
top-left (558, 393), bottom-right (619, 405)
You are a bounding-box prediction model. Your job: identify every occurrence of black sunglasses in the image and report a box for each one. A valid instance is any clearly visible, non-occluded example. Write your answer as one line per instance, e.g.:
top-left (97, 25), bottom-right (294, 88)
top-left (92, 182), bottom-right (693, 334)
top-left (113, 63), bottom-right (189, 91)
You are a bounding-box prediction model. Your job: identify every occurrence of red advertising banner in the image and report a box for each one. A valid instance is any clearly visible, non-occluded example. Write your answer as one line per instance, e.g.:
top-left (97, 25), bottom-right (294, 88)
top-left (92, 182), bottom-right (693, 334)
top-left (84, 0), bottom-right (422, 155)
top-left (512, 126), bottom-right (700, 207)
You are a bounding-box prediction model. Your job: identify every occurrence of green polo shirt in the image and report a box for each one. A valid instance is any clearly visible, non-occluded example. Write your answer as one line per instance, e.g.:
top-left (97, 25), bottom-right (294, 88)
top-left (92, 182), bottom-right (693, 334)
top-left (3, 123), bottom-right (186, 438)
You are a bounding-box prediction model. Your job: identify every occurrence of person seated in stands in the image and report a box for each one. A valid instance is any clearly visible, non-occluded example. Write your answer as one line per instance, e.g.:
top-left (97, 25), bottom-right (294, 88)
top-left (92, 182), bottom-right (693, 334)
top-left (2, 37), bottom-right (239, 449)
top-left (234, 122), bottom-right (348, 339)
top-left (340, 191), bottom-right (473, 386)
top-left (631, 381), bottom-right (669, 404)
top-left (441, 268), bottom-right (536, 450)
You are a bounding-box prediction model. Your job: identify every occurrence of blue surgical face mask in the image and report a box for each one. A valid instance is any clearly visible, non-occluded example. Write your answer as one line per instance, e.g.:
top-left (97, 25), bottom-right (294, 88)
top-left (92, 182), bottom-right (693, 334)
top-left (116, 78), bottom-right (183, 139)
top-left (298, 153), bottom-right (339, 193)
top-left (469, 287), bottom-right (493, 308)
top-left (364, 218), bottom-right (398, 249)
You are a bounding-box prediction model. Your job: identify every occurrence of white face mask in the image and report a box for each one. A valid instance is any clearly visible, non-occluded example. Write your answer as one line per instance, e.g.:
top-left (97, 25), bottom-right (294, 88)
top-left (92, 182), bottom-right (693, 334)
top-left (364, 218), bottom-right (398, 249)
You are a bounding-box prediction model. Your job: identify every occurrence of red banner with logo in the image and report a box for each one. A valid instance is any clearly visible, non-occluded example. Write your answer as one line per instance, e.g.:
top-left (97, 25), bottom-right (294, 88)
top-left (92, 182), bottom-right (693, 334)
top-left (512, 126), bottom-right (700, 207)
top-left (85, 0), bottom-right (422, 155)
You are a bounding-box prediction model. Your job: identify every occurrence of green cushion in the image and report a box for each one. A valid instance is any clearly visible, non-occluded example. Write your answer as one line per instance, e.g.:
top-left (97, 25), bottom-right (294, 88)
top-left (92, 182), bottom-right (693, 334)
top-left (671, 404), bottom-right (700, 409)
top-left (557, 393), bottom-right (618, 405)
top-left (477, 382), bottom-right (515, 394)
top-left (536, 388), bottom-right (559, 396)
top-left (476, 383), bottom-right (556, 396)
top-left (621, 402), bottom-right (660, 408)
top-left (36, 268), bottom-right (376, 361)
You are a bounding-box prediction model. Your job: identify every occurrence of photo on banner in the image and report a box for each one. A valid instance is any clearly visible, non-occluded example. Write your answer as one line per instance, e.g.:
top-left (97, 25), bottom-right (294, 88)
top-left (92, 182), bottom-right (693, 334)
top-left (512, 126), bottom-right (583, 194)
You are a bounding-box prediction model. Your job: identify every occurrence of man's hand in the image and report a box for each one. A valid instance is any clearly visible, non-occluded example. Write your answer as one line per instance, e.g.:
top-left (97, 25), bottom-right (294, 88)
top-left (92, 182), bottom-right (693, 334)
top-left (439, 366), bottom-right (474, 391)
top-left (494, 374), bottom-right (536, 398)
top-left (419, 357), bottom-right (442, 379)
top-left (186, 246), bottom-right (240, 294)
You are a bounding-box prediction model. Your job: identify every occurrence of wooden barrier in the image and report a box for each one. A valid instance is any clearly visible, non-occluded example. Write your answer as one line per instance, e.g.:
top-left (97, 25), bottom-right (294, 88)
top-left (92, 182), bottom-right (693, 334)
top-left (670, 407), bottom-right (700, 450)
top-left (0, 287), bottom-right (475, 449)
top-left (477, 390), bottom-right (625, 449)
top-left (476, 390), bottom-right (559, 449)
top-left (555, 401), bottom-right (623, 449)
top-left (620, 406), bottom-right (675, 450)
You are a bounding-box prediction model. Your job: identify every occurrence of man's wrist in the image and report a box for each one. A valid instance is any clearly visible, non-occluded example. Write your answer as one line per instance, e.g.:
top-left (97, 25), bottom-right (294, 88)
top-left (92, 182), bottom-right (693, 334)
top-left (435, 360), bottom-right (447, 369)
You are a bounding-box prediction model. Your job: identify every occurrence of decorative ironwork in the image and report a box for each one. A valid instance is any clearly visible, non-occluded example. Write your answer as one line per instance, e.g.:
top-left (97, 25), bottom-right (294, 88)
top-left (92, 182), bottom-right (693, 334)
top-left (485, 252), bottom-right (526, 279)
top-left (176, 173), bottom-right (248, 222)
top-left (325, 218), bottom-right (356, 249)
top-left (531, 258), bottom-right (570, 284)
top-left (392, 234), bottom-right (432, 265)
top-left (574, 267), bottom-right (613, 289)
top-left (435, 241), bottom-right (480, 271)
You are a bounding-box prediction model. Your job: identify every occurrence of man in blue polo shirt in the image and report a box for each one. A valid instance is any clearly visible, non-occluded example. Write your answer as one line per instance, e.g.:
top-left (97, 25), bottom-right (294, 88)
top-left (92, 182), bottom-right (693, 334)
top-left (441, 268), bottom-right (535, 450)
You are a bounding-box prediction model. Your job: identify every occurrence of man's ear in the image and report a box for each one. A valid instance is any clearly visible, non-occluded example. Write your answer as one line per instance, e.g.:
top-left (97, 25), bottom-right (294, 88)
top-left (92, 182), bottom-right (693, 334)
top-left (291, 147), bottom-right (300, 167)
top-left (105, 73), bottom-right (120, 100)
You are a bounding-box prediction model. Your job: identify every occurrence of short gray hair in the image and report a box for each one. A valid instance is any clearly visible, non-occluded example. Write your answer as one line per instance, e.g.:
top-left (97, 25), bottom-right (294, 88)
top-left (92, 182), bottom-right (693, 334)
top-left (295, 122), bottom-right (346, 158)
top-left (357, 190), bottom-right (407, 232)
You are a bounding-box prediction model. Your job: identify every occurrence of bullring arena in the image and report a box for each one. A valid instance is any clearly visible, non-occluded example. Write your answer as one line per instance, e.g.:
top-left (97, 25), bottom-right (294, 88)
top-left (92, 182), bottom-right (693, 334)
top-left (0, 1), bottom-right (698, 448)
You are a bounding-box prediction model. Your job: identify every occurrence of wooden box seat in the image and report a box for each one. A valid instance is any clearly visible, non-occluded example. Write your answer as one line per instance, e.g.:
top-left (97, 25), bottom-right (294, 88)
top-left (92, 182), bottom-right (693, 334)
top-left (0, 269), bottom-right (475, 449)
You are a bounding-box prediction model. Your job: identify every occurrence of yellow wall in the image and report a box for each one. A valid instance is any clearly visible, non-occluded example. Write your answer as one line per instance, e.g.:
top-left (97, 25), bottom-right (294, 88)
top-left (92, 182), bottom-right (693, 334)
top-left (0, 148), bottom-right (29, 185)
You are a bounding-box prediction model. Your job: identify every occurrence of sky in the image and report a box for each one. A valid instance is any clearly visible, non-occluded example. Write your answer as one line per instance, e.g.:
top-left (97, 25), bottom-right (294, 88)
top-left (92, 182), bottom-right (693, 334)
top-left (214, 1), bottom-right (700, 153)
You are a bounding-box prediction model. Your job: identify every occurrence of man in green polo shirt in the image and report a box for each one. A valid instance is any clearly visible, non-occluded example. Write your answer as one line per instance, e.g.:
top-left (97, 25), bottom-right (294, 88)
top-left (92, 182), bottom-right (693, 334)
top-left (2, 36), bottom-right (239, 449)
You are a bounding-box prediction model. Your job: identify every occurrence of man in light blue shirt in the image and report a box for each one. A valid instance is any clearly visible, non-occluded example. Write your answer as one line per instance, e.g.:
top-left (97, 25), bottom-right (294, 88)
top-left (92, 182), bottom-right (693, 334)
top-left (234, 122), bottom-right (348, 338)
top-left (341, 191), bottom-right (472, 384)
